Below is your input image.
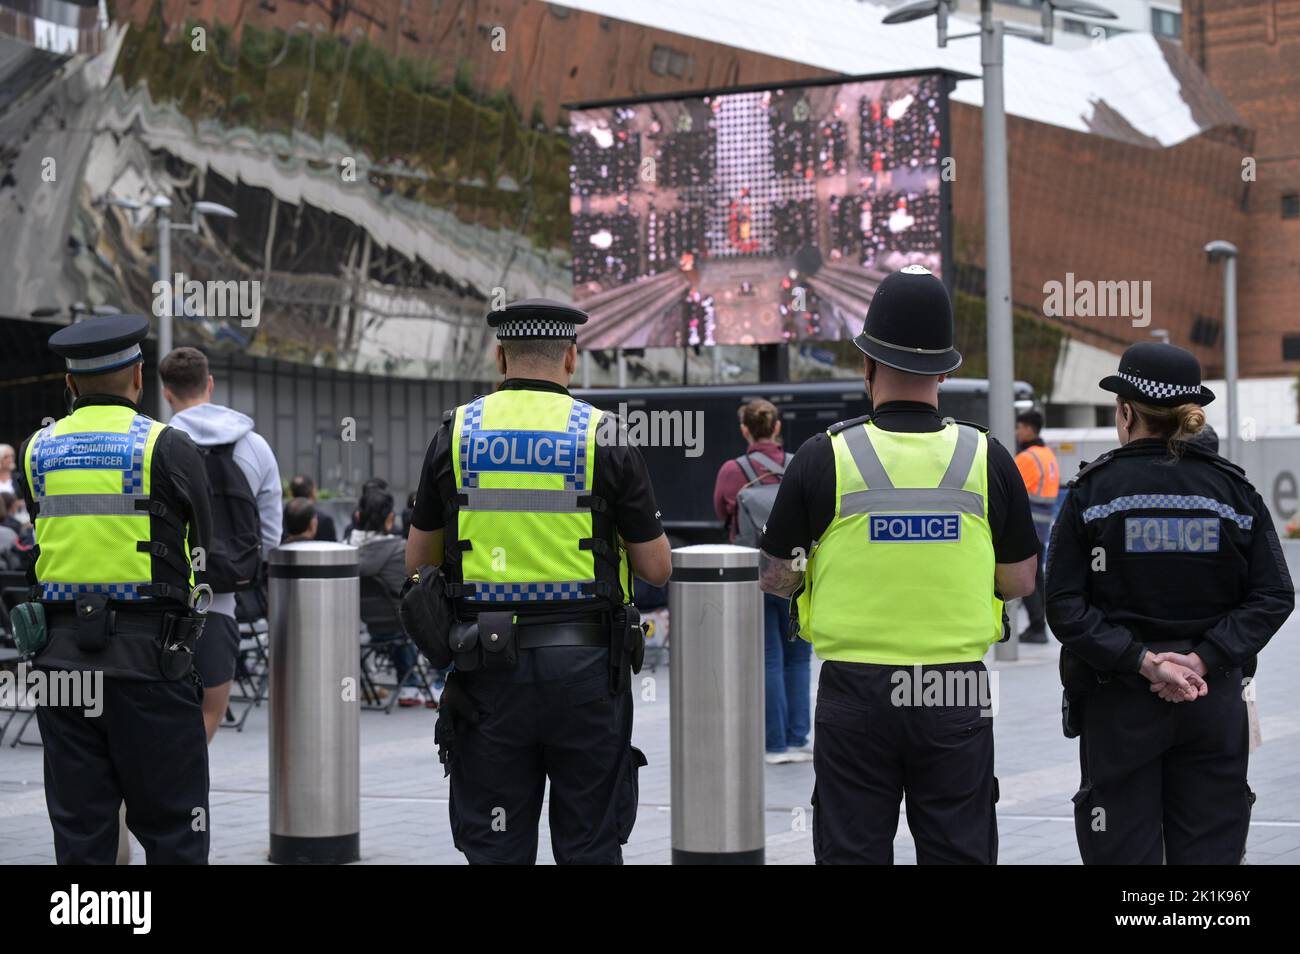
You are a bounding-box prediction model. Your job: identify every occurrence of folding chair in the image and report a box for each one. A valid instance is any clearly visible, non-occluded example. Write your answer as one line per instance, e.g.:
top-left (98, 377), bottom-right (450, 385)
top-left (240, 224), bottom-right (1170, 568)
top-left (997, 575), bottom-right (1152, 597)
top-left (358, 575), bottom-right (431, 714)
top-left (0, 586), bottom-right (40, 746)
top-left (221, 585), bottom-right (271, 731)
top-left (222, 617), bottom-right (270, 731)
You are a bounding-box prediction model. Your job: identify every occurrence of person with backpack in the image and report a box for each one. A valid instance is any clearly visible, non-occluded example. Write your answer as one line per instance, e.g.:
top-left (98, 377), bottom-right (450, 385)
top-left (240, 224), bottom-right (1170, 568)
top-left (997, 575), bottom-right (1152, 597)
top-left (161, 347), bottom-right (283, 742)
top-left (713, 399), bottom-right (812, 764)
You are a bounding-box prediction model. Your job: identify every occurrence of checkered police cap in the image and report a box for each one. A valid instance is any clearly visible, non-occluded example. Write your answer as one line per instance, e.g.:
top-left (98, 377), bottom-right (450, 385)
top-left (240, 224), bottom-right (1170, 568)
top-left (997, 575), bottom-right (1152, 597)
top-left (1099, 342), bottom-right (1214, 408)
top-left (487, 298), bottom-right (588, 341)
top-left (1116, 373), bottom-right (1204, 402)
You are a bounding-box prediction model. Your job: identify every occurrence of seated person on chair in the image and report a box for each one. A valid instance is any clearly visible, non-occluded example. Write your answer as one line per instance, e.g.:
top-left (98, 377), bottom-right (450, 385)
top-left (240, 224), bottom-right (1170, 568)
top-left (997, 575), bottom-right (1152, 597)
top-left (283, 497), bottom-right (318, 544)
top-left (351, 486), bottom-right (428, 708)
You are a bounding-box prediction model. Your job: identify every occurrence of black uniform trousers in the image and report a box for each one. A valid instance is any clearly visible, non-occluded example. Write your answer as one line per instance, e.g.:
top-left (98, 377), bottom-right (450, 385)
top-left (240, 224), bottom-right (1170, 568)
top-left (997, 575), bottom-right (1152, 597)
top-left (812, 660), bottom-right (998, 864)
top-left (444, 646), bottom-right (643, 865)
top-left (36, 669), bottom-right (210, 864)
top-left (1073, 667), bottom-right (1251, 865)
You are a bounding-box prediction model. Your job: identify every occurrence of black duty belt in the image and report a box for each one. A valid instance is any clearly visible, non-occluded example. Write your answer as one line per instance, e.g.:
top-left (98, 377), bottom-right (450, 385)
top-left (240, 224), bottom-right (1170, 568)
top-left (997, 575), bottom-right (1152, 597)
top-left (516, 621), bottom-right (607, 650)
top-left (44, 607), bottom-right (171, 636)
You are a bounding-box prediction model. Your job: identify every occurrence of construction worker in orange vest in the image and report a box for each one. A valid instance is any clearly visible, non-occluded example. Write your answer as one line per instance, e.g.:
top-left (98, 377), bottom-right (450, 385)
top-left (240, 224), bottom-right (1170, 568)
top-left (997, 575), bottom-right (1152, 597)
top-left (1015, 410), bottom-right (1060, 643)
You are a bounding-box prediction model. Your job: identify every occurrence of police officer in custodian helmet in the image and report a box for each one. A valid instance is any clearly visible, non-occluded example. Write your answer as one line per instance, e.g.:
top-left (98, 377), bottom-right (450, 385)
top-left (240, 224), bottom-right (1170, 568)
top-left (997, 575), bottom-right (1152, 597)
top-left (1046, 342), bottom-right (1293, 864)
top-left (759, 266), bottom-right (1040, 864)
top-left (404, 299), bottom-right (672, 864)
top-left (12, 315), bottom-right (214, 864)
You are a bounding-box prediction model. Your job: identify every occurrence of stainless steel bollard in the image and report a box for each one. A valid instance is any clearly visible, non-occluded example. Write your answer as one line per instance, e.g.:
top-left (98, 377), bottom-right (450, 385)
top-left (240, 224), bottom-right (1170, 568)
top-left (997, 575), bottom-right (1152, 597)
top-left (669, 544), bottom-right (765, 864)
top-left (268, 542), bottom-right (360, 864)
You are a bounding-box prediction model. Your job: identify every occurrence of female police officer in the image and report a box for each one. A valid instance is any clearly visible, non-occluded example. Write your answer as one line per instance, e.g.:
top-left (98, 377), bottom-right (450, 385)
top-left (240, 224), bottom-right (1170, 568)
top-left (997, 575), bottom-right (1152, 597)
top-left (1046, 342), bottom-right (1293, 864)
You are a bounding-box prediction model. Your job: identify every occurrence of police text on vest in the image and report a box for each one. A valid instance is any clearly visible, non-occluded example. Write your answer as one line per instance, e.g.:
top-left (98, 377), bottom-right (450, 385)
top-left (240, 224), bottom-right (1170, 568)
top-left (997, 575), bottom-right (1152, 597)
top-left (467, 429), bottom-right (578, 475)
top-left (869, 513), bottom-right (961, 543)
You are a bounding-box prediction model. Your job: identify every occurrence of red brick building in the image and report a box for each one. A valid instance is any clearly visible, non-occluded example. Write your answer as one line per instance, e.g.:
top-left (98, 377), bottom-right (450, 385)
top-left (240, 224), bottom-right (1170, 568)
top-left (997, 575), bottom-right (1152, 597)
top-left (88, 0), bottom-right (1300, 389)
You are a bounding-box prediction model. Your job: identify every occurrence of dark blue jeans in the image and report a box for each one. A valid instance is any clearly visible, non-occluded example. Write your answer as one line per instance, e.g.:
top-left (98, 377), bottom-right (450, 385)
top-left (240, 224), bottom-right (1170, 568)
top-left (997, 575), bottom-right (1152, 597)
top-left (372, 632), bottom-right (420, 687)
top-left (764, 593), bottom-right (811, 752)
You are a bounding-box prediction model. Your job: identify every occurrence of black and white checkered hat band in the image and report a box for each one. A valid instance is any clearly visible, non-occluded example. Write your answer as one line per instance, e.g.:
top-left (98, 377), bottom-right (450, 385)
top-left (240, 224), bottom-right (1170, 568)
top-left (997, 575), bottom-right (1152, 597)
top-left (495, 320), bottom-right (577, 339)
top-left (1119, 372), bottom-right (1202, 401)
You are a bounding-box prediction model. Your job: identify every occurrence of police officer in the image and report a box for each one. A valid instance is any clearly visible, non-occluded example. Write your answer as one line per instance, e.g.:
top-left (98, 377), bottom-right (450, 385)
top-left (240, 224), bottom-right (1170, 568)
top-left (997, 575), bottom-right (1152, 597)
top-left (760, 266), bottom-right (1040, 864)
top-left (1046, 342), bottom-right (1293, 865)
top-left (13, 315), bottom-right (213, 864)
top-left (404, 299), bottom-right (671, 864)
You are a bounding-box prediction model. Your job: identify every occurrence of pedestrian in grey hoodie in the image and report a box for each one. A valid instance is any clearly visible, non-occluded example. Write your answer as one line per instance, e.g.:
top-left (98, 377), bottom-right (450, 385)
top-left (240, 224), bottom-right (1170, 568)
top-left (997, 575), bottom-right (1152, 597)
top-left (352, 486), bottom-right (431, 707)
top-left (161, 348), bottom-right (282, 741)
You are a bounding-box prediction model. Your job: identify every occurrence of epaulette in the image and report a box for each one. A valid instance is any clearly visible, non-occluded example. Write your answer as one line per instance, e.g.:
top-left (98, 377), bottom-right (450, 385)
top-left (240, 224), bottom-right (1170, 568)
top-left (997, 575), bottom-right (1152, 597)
top-left (1180, 442), bottom-right (1253, 488)
top-left (441, 407), bottom-right (456, 426)
top-left (947, 418), bottom-right (990, 434)
top-left (1068, 450), bottom-right (1117, 488)
top-left (827, 414), bottom-right (872, 435)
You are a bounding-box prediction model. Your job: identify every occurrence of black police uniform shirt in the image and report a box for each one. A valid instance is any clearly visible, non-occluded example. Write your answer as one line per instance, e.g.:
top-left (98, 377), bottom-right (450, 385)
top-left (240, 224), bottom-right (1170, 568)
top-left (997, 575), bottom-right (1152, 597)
top-left (410, 377), bottom-right (665, 557)
top-left (14, 394), bottom-right (214, 607)
top-left (761, 400), bottom-right (1040, 569)
top-left (1046, 438), bottom-right (1293, 677)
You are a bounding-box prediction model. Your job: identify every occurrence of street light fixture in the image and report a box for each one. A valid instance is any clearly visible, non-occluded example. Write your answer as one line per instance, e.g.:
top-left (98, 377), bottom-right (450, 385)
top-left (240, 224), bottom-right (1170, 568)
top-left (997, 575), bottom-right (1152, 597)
top-left (1205, 240), bottom-right (1239, 463)
top-left (31, 303), bottom-right (122, 323)
top-left (150, 197), bottom-right (241, 419)
top-left (882, 0), bottom-right (1116, 458)
top-left (884, 0), bottom-right (1115, 662)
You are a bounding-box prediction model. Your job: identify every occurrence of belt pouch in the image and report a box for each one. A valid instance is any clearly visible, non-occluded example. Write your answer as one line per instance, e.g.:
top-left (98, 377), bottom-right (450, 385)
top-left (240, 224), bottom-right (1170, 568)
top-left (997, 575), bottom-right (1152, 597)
top-left (478, 611), bottom-right (517, 670)
top-left (74, 594), bottom-right (113, 653)
top-left (159, 612), bottom-right (206, 681)
top-left (11, 602), bottom-right (48, 659)
top-left (449, 620), bottom-right (482, 672)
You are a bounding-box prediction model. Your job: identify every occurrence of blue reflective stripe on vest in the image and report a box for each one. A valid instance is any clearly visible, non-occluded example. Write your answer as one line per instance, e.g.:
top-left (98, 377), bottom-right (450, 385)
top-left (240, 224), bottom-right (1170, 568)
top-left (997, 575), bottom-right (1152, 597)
top-left (41, 581), bottom-right (153, 601)
top-left (1081, 493), bottom-right (1253, 530)
top-left (465, 580), bottom-right (595, 602)
top-left (458, 397), bottom-right (487, 489)
top-left (565, 400), bottom-right (593, 491)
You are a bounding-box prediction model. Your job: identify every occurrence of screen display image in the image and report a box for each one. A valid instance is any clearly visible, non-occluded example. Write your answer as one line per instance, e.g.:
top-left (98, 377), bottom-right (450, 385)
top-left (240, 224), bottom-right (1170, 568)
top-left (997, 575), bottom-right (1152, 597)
top-left (568, 74), bottom-right (948, 349)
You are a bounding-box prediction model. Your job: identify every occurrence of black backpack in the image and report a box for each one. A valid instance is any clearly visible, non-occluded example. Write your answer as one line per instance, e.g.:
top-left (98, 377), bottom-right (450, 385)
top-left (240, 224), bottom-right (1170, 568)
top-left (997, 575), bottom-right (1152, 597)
top-left (198, 442), bottom-right (263, 592)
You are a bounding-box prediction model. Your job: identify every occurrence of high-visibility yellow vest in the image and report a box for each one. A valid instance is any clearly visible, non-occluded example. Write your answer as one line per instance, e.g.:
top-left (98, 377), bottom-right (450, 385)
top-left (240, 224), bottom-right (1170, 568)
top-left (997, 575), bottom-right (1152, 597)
top-left (450, 388), bottom-right (630, 609)
top-left (23, 403), bottom-right (194, 602)
top-left (795, 419), bottom-right (1001, 664)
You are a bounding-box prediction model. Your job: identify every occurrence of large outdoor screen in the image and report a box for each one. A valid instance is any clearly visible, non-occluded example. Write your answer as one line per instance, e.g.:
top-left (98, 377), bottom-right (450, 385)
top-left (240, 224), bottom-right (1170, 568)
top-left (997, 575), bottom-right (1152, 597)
top-left (568, 73), bottom-right (950, 349)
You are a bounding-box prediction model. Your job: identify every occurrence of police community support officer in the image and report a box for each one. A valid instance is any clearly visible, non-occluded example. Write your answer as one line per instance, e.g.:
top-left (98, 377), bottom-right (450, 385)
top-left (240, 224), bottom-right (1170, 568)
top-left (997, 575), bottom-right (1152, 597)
top-left (1046, 342), bottom-right (1294, 864)
top-left (404, 298), bottom-right (672, 865)
top-left (759, 266), bottom-right (1040, 865)
top-left (14, 315), bottom-right (213, 864)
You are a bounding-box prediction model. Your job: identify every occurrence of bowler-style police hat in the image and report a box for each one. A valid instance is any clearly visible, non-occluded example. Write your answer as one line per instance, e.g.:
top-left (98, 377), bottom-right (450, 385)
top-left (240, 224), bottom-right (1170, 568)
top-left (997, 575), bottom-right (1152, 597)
top-left (48, 314), bottom-right (150, 373)
top-left (852, 265), bottom-right (961, 376)
top-left (488, 298), bottom-right (588, 340)
top-left (1099, 342), bottom-right (1215, 408)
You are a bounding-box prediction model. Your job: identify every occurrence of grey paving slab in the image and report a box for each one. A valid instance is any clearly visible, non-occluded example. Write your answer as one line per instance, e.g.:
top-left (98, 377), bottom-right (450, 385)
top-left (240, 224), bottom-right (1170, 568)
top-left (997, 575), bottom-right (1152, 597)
top-left (2, 604), bottom-right (1298, 864)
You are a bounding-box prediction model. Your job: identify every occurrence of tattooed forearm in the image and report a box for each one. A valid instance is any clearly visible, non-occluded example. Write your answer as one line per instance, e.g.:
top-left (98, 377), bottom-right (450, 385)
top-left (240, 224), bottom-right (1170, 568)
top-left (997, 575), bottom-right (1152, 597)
top-left (759, 550), bottom-right (804, 597)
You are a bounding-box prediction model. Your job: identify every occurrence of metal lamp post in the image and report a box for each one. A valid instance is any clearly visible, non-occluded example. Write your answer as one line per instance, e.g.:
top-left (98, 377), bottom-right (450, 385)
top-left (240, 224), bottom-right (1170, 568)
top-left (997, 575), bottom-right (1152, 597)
top-left (153, 198), bottom-right (239, 420)
top-left (1205, 240), bottom-right (1239, 463)
top-left (883, 0), bottom-right (1116, 660)
top-left (882, 0), bottom-right (1117, 451)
